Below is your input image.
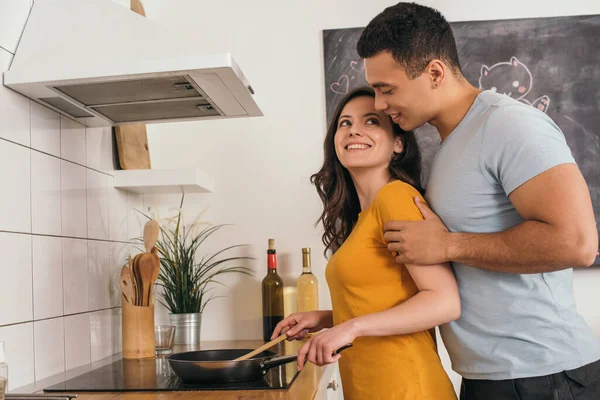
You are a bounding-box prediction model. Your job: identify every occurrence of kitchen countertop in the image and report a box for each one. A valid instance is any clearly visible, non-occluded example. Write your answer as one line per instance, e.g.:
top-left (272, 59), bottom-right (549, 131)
top-left (28, 340), bottom-right (330, 400)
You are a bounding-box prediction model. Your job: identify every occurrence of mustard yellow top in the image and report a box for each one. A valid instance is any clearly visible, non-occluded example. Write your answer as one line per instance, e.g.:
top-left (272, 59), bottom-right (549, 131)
top-left (325, 180), bottom-right (457, 400)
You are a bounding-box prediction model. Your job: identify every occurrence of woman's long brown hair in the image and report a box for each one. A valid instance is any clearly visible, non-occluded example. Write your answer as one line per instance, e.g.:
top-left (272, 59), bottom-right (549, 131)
top-left (311, 87), bottom-right (423, 256)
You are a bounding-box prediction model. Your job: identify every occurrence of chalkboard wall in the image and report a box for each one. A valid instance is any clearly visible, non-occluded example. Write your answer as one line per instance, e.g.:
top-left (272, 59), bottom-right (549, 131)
top-left (323, 14), bottom-right (600, 263)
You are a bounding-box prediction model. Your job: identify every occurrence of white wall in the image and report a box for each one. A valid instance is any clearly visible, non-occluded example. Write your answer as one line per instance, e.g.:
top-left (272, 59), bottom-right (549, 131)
top-left (140, 0), bottom-right (600, 393)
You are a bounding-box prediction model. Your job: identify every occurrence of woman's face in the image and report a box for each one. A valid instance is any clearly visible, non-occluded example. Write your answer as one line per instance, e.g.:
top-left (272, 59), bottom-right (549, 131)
top-left (334, 96), bottom-right (403, 173)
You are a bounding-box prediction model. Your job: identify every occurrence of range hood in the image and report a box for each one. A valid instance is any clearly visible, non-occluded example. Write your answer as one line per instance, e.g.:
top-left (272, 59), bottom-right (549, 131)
top-left (3, 0), bottom-right (262, 127)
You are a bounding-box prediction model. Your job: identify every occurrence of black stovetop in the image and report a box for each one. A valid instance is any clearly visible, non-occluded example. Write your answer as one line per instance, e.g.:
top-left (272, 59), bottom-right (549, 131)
top-left (44, 357), bottom-right (299, 392)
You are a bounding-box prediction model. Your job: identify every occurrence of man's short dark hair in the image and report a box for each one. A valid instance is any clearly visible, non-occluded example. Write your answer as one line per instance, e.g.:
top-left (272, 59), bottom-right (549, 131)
top-left (357, 2), bottom-right (462, 79)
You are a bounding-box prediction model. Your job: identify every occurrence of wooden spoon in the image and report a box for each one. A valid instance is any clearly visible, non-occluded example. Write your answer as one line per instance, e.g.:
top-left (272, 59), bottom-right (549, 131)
top-left (149, 247), bottom-right (160, 304)
top-left (233, 333), bottom-right (288, 361)
top-left (137, 253), bottom-right (157, 306)
top-left (143, 220), bottom-right (160, 254)
top-left (120, 265), bottom-right (134, 304)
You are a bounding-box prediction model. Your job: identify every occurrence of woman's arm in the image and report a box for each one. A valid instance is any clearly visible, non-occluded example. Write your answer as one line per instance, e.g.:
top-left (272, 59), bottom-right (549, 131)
top-left (348, 262), bottom-right (460, 337)
top-left (297, 261), bottom-right (460, 369)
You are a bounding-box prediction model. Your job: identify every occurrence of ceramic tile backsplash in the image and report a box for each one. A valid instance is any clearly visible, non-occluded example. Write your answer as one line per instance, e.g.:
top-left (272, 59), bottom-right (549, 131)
top-left (32, 235), bottom-right (64, 320)
top-left (109, 184), bottom-right (130, 242)
top-left (34, 318), bottom-right (65, 381)
top-left (30, 101), bottom-right (60, 157)
top-left (64, 314), bottom-right (91, 370)
top-left (62, 238), bottom-right (89, 315)
top-left (0, 138), bottom-right (30, 233)
top-left (60, 116), bottom-right (86, 165)
top-left (86, 126), bottom-right (114, 173)
top-left (31, 150), bottom-right (62, 235)
top-left (0, 323), bottom-right (34, 391)
top-left (0, 32), bottom-right (130, 390)
top-left (61, 160), bottom-right (87, 238)
top-left (90, 309), bottom-right (117, 363)
top-left (87, 169), bottom-right (110, 240)
top-left (0, 232), bottom-right (32, 326)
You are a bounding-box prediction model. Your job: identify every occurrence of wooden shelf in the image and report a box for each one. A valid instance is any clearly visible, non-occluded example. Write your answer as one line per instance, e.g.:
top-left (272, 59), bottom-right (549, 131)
top-left (113, 169), bottom-right (215, 194)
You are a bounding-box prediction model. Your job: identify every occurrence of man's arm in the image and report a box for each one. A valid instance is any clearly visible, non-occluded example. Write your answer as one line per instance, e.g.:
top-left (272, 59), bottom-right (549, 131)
top-left (384, 164), bottom-right (598, 273)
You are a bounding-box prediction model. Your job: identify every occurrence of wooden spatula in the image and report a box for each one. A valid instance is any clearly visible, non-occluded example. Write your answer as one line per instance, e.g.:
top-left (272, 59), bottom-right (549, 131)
top-left (143, 220), bottom-right (160, 254)
top-left (120, 265), bottom-right (134, 304)
top-left (233, 333), bottom-right (289, 361)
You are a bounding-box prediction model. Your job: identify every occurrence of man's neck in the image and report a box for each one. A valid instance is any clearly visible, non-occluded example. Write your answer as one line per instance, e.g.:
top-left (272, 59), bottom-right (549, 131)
top-left (429, 82), bottom-right (482, 141)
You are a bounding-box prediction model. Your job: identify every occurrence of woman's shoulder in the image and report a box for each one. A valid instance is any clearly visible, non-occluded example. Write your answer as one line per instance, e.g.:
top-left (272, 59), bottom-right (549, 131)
top-left (376, 180), bottom-right (424, 204)
top-left (374, 180), bottom-right (425, 222)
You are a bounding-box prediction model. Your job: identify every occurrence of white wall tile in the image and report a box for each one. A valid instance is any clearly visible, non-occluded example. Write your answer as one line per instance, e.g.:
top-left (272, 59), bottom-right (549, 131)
top-left (87, 170), bottom-right (110, 240)
top-left (31, 151), bottom-right (61, 235)
top-left (86, 126), bottom-right (114, 173)
top-left (109, 185), bottom-right (130, 242)
top-left (0, 232), bottom-right (32, 326)
top-left (61, 161), bottom-right (87, 238)
top-left (32, 236), bottom-right (63, 320)
top-left (0, 0), bottom-right (31, 54)
top-left (31, 101), bottom-right (61, 157)
top-left (128, 192), bottom-right (145, 243)
top-left (0, 49), bottom-right (30, 146)
top-left (0, 323), bottom-right (34, 391)
top-left (0, 140), bottom-right (30, 233)
top-left (63, 314), bottom-right (91, 370)
top-left (34, 318), bottom-right (65, 381)
top-left (88, 240), bottom-right (111, 311)
top-left (62, 238), bottom-right (89, 315)
top-left (90, 310), bottom-right (115, 362)
top-left (60, 116), bottom-right (86, 165)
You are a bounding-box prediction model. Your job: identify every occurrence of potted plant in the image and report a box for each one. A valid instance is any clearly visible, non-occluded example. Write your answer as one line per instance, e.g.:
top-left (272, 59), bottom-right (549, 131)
top-left (137, 195), bottom-right (254, 345)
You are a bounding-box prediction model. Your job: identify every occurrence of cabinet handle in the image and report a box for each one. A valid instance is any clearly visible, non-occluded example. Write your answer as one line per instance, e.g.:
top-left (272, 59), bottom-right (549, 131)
top-left (327, 380), bottom-right (339, 391)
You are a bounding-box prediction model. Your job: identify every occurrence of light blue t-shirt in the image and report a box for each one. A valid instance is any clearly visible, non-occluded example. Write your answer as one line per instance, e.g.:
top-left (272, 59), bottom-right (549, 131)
top-left (427, 90), bottom-right (600, 380)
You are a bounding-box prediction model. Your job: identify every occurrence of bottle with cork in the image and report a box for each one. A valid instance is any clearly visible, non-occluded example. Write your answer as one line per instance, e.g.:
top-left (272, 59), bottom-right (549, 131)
top-left (261, 238), bottom-right (284, 342)
top-left (296, 247), bottom-right (319, 312)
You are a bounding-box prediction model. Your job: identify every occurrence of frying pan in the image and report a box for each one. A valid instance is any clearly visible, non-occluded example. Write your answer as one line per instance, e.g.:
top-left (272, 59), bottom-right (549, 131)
top-left (166, 345), bottom-right (352, 383)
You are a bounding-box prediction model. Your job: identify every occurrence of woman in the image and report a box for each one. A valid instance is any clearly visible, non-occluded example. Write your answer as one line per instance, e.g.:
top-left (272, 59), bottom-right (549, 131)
top-left (271, 87), bottom-right (459, 399)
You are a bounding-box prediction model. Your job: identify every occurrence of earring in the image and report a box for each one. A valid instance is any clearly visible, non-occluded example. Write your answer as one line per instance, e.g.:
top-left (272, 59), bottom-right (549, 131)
top-left (435, 83), bottom-right (439, 87)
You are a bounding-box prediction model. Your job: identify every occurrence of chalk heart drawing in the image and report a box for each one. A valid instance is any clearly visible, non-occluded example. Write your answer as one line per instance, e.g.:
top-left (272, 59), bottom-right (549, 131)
top-left (331, 74), bottom-right (349, 95)
top-left (350, 58), bottom-right (365, 72)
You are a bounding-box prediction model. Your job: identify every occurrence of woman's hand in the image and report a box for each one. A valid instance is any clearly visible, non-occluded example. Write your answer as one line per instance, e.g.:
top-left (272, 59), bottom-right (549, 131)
top-left (270, 311), bottom-right (333, 341)
top-left (297, 321), bottom-right (356, 371)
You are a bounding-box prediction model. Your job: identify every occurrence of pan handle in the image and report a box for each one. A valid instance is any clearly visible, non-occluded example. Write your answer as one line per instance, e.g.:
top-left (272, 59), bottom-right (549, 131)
top-left (261, 343), bottom-right (353, 371)
top-left (261, 353), bottom-right (298, 370)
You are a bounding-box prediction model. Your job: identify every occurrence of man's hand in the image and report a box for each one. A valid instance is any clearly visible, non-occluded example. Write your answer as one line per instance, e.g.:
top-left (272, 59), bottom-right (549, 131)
top-left (383, 197), bottom-right (451, 265)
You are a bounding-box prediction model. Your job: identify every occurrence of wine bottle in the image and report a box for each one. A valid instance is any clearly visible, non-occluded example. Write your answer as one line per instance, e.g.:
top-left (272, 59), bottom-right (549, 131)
top-left (262, 239), bottom-right (284, 341)
top-left (296, 247), bottom-right (319, 312)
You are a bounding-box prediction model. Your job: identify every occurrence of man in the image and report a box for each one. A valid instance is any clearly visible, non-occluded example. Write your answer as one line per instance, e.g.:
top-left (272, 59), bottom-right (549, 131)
top-left (357, 2), bottom-right (600, 399)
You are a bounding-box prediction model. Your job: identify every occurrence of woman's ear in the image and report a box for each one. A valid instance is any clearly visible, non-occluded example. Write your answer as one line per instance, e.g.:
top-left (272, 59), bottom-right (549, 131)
top-left (393, 137), bottom-right (404, 154)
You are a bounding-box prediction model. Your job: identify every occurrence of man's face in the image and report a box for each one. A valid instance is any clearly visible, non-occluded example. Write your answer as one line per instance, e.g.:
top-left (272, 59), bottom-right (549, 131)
top-left (364, 51), bottom-right (436, 132)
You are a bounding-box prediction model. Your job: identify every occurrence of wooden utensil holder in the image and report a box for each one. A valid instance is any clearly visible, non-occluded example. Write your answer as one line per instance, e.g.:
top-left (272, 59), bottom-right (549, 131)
top-left (122, 295), bottom-right (155, 359)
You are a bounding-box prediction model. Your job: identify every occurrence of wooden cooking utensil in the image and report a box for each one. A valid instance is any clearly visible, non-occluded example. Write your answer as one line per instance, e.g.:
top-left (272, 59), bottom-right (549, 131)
top-left (149, 247), bottom-right (160, 304)
top-left (127, 256), bottom-right (138, 306)
top-left (132, 253), bottom-right (144, 306)
top-left (120, 265), bottom-right (134, 304)
top-left (137, 253), bottom-right (157, 306)
top-left (233, 333), bottom-right (289, 361)
top-left (143, 220), bottom-right (160, 254)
